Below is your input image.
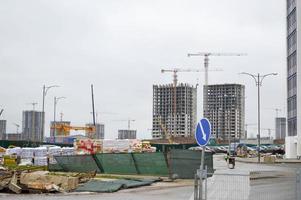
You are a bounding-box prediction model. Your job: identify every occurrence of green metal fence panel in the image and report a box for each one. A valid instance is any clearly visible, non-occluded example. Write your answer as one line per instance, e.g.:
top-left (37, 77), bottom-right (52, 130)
top-left (132, 152), bottom-right (169, 176)
top-left (48, 163), bottom-right (65, 172)
top-left (94, 153), bottom-right (137, 174)
top-left (54, 155), bottom-right (101, 173)
top-left (170, 149), bottom-right (214, 179)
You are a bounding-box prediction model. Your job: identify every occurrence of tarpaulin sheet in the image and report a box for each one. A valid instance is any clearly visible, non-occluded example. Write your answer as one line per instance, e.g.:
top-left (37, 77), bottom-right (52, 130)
top-left (170, 149), bottom-right (214, 179)
top-left (94, 153), bottom-right (137, 174)
top-left (132, 152), bottom-right (169, 176)
top-left (54, 155), bottom-right (101, 173)
top-left (75, 179), bottom-right (156, 193)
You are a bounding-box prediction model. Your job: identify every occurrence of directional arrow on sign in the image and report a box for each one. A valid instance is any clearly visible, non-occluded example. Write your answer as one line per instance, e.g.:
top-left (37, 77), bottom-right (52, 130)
top-left (195, 118), bottom-right (211, 147)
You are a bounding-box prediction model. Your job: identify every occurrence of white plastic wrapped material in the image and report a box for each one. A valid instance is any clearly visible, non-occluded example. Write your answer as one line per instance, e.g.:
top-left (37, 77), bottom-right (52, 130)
top-left (61, 147), bottom-right (75, 155)
top-left (19, 158), bottom-right (33, 166)
top-left (48, 146), bottom-right (61, 156)
top-left (34, 147), bottom-right (48, 157)
top-left (6, 147), bottom-right (22, 156)
top-left (20, 148), bottom-right (34, 158)
top-left (103, 139), bottom-right (131, 153)
top-left (34, 156), bottom-right (48, 166)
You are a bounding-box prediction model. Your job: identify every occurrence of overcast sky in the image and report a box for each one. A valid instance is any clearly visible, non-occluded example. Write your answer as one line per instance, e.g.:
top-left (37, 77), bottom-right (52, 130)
top-left (0, 0), bottom-right (286, 139)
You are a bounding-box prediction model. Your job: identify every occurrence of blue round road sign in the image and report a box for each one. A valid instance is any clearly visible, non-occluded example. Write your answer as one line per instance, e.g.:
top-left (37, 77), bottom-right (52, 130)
top-left (195, 118), bottom-right (211, 146)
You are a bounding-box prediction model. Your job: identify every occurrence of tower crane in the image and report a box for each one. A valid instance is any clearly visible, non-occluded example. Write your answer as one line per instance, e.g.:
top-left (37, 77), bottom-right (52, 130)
top-left (188, 52), bottom-right (246, 118)
top-left (265, 108), bottom-right (282, 118)
top-left (161, 68), bottom-right (222, 136)
top-left (245, 123), bottom-right (257, 138)
top-left (187, 52), bottom-right (247, 85)
top-left (13, 123), bottom-right (20, 134)
top-left (114, 119), bottom-right (135, 130)
top-left (161, 68), bottom-right (222, 87)
top-left (27, 102), bottom-right (38, 111)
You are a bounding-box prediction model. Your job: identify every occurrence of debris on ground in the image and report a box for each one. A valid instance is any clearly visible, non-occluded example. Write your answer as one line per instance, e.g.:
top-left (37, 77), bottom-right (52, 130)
top-left (0, 168), bottom-right (95, 194)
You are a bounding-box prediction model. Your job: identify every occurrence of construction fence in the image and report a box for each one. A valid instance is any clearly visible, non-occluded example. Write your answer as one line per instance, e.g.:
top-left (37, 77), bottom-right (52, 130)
top-left (50, 149), bottom-right (214, 178)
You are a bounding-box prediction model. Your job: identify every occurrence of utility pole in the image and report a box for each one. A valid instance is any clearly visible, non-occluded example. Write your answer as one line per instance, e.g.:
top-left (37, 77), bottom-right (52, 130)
top-left (240, 72), bottom-right (277, 163)
top-left (91, 84), bottom-right (96, 126)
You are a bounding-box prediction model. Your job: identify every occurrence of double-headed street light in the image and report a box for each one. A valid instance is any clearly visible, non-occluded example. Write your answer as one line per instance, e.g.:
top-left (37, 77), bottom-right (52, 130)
top-left (240, 72), bottom-right (278, 163)
top-left (42, 85), bottom-right (59, 142)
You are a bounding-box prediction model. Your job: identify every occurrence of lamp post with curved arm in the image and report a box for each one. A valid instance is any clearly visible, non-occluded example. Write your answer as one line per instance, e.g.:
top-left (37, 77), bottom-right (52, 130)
top-left (240, 72), bottom-right (277, 163)
top-left (42, 85), bottom-right (59, 141)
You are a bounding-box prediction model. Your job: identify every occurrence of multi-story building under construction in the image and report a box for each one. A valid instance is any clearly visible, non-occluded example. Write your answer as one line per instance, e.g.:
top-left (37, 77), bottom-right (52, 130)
top-left (204, 84), bottom-right (245, 140)
top-left (152, 83), bottom-right (197, 138)
top-left (22, 110), bottom-right (44, 142)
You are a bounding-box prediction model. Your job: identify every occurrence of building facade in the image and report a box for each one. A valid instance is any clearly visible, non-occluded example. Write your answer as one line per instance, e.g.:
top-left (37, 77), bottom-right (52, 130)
top-left (286, 0), bottom-right (301, 158)
top-left (86, 123), bottom-right (105, 139)
top-left (118, 129), bottom-right (137, 139)
top-left (204, 84), bottom-right (245, 140)
top-left (22, 110), bottom-right (44, 142)
top-left (152, 83), bottom-right (197, 138)
top-left (275, 117), bottom-right (286, 140)
top-left (0, 120), bottom-right (6, 140)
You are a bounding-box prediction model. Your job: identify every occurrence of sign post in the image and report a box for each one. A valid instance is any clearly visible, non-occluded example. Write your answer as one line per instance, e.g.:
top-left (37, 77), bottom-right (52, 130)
top-left (195, 118), bottom-right (211, 200)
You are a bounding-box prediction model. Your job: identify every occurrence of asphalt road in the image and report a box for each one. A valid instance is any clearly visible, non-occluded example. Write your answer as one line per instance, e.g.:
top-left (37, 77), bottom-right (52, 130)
top-left (0, 184), bottom-right (194, 200)
top-left (1, 155), bottom-right (300, 200)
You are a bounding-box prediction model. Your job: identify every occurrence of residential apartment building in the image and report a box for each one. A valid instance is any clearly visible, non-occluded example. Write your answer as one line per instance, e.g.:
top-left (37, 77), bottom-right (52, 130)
top-left (0, 120), bottom-right (6, 140)
top-left (22, 110), bottom-right (44, 142)
top-left (286, 0), bottom-right (301, 158)
top-left (118, 129), bottom-right (136, 139)
top-left (204, 84), bottom-right (245, 140)
top-left (275, 117), bottom-right (286, 140)
top-left (86, 123), bottom-right (105, 139)
top-left (152, 83), bottom-right (197, 138)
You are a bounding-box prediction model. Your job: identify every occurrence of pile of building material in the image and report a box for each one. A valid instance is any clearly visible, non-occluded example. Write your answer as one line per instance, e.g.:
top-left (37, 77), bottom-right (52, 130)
top-left (74, 139), bottom-right (156, 155)
top-left (4, 146), bottom-right (75, 167)
top-left (0, 168), bottom-right (94, 194)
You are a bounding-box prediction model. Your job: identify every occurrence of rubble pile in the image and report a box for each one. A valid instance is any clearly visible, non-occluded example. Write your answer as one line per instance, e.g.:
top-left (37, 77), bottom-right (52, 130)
top-left (0, 168), bottom-right (95, 194)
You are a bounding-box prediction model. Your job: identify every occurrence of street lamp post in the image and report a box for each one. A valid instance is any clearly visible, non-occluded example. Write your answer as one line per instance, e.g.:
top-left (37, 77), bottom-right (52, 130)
top-left (53, 96), bottom-right (66, 138)
top-left (42, 85), bottom-right (59, 142)
top-left (240, 72), bottom-right (277, 163)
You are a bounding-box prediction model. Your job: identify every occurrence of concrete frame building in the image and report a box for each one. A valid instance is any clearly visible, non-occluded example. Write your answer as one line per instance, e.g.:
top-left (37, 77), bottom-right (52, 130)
top-left (275, 117), bottom-right (286, 140)
top-left (86, 123), bottom-right (105, 139)
top-left (204, 84), bottom-right (245, 140)
top-left (22, 110), bottom-right (44, 142)
top-left (286, 0), bottom-right (301, 158)
top-left (0, 120), bottom-right (6, 140)
top-left (118, 129), bottom-right (136, 139)
top-left (152, 83), bottom-right (197, 138)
